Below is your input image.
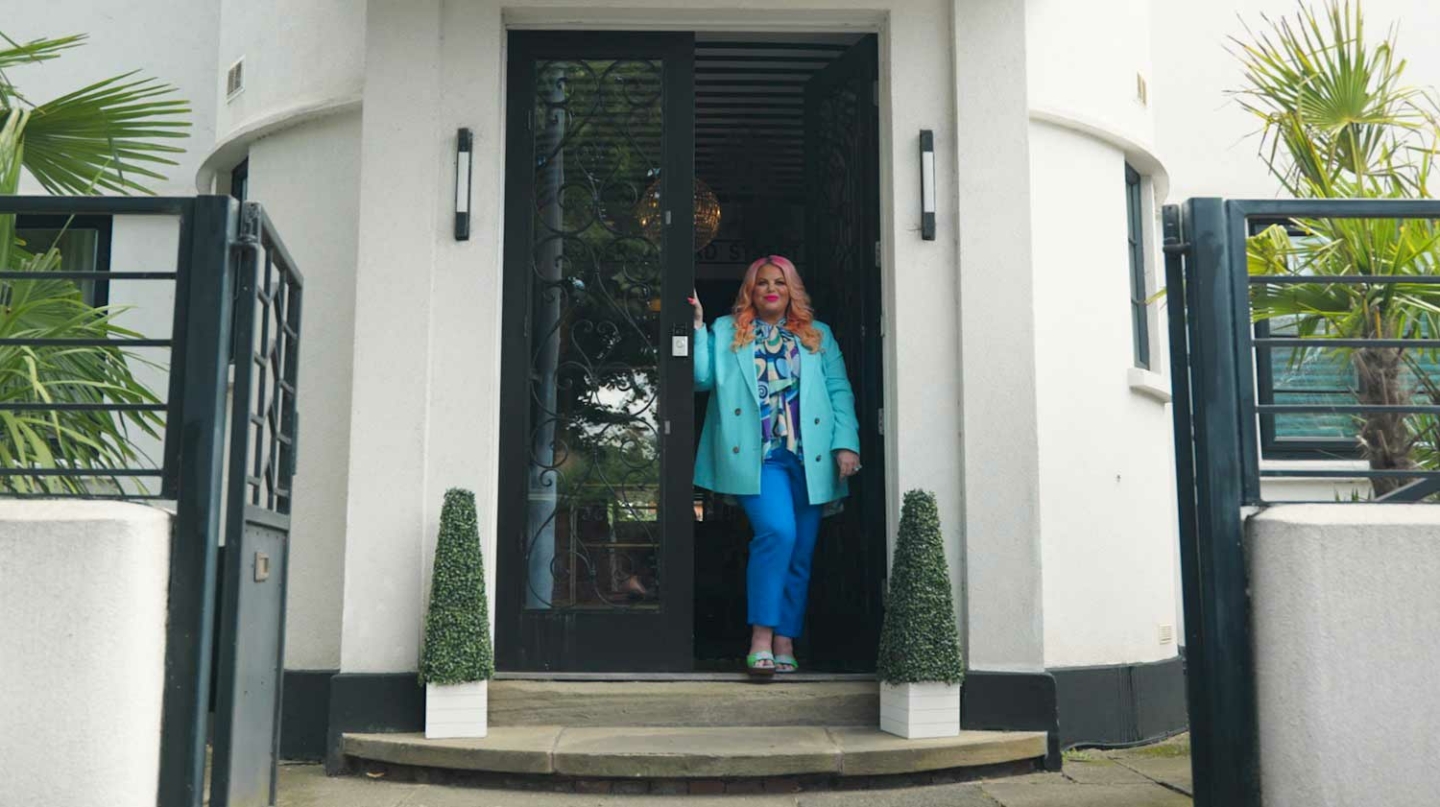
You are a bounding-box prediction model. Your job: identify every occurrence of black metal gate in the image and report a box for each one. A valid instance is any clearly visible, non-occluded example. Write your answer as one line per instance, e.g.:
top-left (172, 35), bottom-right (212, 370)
top-left (209, 203), bottom-right (304, 807)
top-left (1164, 197), bottom-right (1440, 807)
top-left (0, 195), bottom-right (303, 807)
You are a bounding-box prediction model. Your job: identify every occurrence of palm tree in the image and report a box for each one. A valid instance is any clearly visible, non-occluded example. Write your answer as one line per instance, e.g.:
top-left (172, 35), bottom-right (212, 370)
top-left (0, 32), bottom-right (189, 493)
top-left (1232, 1), bottom-right (1440, 495)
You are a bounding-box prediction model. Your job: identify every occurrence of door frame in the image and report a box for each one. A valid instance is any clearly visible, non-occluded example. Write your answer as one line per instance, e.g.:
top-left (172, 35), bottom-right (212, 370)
top-left (494, 30), bottom-right (697, 672)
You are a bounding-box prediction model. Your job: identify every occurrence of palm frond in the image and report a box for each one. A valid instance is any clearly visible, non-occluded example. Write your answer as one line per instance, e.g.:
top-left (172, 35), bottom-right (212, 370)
top-left (0, 33), bottom-right (85, 106)
top-left (22, 72), bottom-right (189, 195)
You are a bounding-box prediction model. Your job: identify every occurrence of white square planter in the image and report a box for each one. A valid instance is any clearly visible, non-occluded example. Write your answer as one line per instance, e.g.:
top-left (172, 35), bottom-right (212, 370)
top-left (879, 681), bottom-right (961, 739)
top-left (425, 680), bottom-right (488, 739)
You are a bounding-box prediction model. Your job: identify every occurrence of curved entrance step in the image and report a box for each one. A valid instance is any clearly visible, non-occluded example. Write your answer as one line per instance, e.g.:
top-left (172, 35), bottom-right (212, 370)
top-left (342, 726), bottom-right (1048, 779)
top-left (489, 679), bottom-right (879, 727)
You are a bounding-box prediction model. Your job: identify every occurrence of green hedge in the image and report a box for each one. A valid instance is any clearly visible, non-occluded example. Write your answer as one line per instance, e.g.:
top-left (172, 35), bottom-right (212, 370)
top-left (876, 489), bottom-right (964, 685)
top-left (419, 488), bottom-right (494, 685)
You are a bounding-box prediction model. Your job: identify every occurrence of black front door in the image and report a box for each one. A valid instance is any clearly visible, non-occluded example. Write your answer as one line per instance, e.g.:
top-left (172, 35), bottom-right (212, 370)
top-left (496, 32), bottom-right (697, 671)
top-left (801, 35), bottom-right (887, 670)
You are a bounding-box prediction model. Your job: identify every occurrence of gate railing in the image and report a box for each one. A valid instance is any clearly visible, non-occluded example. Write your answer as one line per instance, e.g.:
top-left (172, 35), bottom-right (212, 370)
top-left (1164, 198), bottom-right (1440, 807)
top-left (0, 196), bottom-right (302, 807)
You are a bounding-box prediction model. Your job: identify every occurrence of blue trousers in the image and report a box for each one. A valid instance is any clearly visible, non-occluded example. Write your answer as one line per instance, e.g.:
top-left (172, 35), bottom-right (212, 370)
top-left (737, 450), bottom-right (823, 638)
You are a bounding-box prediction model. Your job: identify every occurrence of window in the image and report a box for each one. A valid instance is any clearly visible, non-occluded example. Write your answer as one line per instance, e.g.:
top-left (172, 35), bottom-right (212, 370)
top-left (229, 158), bottom-right (248, 204)
top-left (226, 159), bottom-right (249, 366)
top-left (1125, 164), bottom-right (1150, 369)
top-left (14, 215), bottom-right (113, 306)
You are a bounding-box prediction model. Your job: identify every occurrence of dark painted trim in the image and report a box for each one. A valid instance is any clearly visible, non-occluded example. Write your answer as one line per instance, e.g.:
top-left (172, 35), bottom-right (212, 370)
top-left (1051, 656), bottom-right (1188, 749)
top-left (325, 673), bottom-right (423, 773)
top-left (280, 670), bottom-right (337, 761)
top-left (961, 671), bottom-right (1061, 771)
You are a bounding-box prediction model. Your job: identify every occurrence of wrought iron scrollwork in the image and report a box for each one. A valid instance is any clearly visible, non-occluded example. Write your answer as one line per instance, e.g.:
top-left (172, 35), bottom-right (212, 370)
top-left (523, 59), bottom-right (665, 611)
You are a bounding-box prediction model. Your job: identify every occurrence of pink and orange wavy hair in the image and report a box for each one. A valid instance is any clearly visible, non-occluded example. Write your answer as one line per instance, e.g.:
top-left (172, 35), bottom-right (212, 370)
top-left (729, 255), bottom-right (823, 353)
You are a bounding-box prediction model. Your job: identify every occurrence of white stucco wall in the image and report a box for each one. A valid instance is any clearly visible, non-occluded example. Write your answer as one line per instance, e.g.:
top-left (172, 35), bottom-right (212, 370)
top-left (953, 0), bottom-right (1045, 671)
top-left (1028, 122), bottom-right (1179, 667)
top-left (1027, 0), bottom-right (1154, 150)
top-left (245, 111), bottom-right (364, 670)
top-left (1024, 0), bottom-right (1180, 668)
top-left (0, 501), bottom-right (171, 807)
top-left (1248, 504), bottom-right (1440, 807)
top-left (214, 0), bottom-right (365, 146)
top-left (337, 0), bottom-right (1043, 674)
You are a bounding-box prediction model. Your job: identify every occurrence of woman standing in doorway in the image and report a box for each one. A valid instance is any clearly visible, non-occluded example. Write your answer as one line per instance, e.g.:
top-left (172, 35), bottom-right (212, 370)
top-left (690, 255), bottom-right (862, 677)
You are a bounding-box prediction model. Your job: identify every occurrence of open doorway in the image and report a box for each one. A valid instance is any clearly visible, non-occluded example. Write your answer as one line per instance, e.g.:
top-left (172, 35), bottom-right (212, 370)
top-left (495, 30), bottom-right (885, 674)
top-left (690, 33), bottom-right (886, 673)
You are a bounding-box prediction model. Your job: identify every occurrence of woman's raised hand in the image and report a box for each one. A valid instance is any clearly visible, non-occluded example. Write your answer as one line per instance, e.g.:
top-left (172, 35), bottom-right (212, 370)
top-left (689, 289), bottom-right (704, 330)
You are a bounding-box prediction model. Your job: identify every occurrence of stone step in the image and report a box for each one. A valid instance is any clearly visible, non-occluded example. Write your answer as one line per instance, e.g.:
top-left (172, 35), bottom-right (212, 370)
top-left (342, 725), bottom-right (1048, 779)
top-left (489, 680), bottom-right (878, 727)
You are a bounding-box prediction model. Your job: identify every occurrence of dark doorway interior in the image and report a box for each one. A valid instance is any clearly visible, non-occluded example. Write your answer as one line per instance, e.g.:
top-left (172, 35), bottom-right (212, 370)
top-left (494, 30), bottom-right (882, 674)
top-left (690, 33), bottom-right (885, 673)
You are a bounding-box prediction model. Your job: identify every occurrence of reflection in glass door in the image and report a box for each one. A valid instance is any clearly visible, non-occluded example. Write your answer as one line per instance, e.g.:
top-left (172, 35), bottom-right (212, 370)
top-left (498, 33), bottom-right (695, 672)
top-left (526, 57), bottom-right (664, 612)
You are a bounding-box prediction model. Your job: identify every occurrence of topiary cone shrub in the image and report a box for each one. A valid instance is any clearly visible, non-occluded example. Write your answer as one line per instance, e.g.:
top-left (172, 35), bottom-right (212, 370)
top-left (876, 489), bottom-right (964, 738)
top-left (421, 488), bottom-right (493, 738)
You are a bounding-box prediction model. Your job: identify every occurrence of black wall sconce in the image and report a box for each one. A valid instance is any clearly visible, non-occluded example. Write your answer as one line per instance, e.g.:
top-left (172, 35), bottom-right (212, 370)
top-left (455, 127), bottom-right (473, 241)
top-left (920, 129), bottom-right (936, 241)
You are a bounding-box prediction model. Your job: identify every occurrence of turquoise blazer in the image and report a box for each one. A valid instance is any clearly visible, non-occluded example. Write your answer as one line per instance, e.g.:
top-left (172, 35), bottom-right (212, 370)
top-left (693, 315), bottom-right (861, 505)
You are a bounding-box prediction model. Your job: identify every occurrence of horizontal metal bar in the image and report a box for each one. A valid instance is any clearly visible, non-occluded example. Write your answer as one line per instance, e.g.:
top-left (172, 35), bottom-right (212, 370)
top-left (0, 196), bottom-right (193, 216)
top-left (1234, 199), bottom-right (1440, 219)
top-left (1248, 275), bottom-right (1440, 285)
top-left (1256, 338), bottom-right (1440, 348)
top-left (1376, 476), bottom-right (1440, 502)
top-left (1259, 468), bottom-right (1440, 479)
top-left (696, 99), bottom-right (804, 108)
top-left (0, 467), bottom-right (161, 477)
top-left (241, 503), bottom-right (291, 532)
top-left (695, 66), bottom-right (822, 76)
top-left (0, 402), bottom-right (167, 412)
top-left (1257, 404), bottom-right (1440, 414)
top-left (0, 271), bottom-right (178, 281)
top-left (695, 54), bottom-right (835, 64)
top-left (695, 41), bottom-right (850, 51)
top-left (695, 78), bottom-right (807, 86)
top-left (0, 338), bottom-right (172, 348)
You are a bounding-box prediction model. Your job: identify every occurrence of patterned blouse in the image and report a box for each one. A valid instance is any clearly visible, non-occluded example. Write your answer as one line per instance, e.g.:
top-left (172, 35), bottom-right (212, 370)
top-left (754, 319), bottom-right (802, 458)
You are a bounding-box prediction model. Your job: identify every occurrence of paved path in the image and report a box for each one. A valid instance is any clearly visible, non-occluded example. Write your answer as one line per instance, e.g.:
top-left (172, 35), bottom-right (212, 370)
top-left (279, 735), bottom-right (1193, 807)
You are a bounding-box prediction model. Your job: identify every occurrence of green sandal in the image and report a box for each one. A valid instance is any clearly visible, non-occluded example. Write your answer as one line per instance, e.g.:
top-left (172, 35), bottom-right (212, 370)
top-left (746, 651), bottom-right (776, 677)
top-left (774, 654), bottom-right (799, 674)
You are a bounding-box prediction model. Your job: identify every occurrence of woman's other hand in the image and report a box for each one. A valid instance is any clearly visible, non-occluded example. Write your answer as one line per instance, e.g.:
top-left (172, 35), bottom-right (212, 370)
top-left (689, 288), bottom-right (704, 330)
top-left (835, 449), bottom-right (861, 478)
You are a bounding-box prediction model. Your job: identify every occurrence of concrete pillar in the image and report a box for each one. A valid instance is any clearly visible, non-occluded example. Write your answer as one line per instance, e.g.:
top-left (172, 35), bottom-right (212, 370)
top-left (951, 0), bottom-right (1045, 670)
top-left (0, 501), bottom-right (171, 807)
top-left (339, 0), bottom-right (443, 673)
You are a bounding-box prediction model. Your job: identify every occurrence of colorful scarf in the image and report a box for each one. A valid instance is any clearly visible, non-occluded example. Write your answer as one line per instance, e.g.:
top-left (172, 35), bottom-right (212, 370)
top-left (754, 319), bottom-right (802, 458)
